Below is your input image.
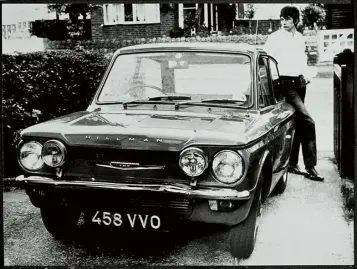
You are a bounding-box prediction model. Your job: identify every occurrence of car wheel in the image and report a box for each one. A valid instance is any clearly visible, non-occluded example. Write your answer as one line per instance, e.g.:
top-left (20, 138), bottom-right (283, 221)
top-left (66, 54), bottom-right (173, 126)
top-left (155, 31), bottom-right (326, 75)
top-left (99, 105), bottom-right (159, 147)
top-left (228, 185), bottom-right (262, 259)
top-left (40, 207), bottom-right (81, 239)
top-left (274, 167), bottom-right (288, 194)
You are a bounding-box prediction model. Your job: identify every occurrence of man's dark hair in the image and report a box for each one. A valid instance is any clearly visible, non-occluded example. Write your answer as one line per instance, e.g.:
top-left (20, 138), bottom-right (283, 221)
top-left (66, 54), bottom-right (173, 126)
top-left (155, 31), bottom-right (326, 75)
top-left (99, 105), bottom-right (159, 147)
top-left (280, 6), bottom-right (300, 26)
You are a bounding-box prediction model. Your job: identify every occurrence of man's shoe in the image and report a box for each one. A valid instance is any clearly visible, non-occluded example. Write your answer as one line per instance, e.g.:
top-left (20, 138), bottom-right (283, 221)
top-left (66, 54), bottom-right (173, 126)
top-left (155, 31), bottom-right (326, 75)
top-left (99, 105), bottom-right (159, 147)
top-left (305, 167), bottom-right (324, 181)
top-left (288, 164), bottom-right (307, 175)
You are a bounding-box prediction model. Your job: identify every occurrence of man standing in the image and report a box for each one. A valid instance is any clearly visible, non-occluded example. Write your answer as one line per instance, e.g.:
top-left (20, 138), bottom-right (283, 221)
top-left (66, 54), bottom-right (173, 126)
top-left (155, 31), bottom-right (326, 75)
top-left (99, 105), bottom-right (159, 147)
top-left (263, 6), bottom-right (324, 181)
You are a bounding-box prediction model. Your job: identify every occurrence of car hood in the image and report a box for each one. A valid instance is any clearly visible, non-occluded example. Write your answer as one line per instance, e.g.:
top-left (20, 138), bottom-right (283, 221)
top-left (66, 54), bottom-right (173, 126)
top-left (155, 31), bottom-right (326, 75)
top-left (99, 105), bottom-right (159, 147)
top-left (21, 110), bottom-right (264, 150)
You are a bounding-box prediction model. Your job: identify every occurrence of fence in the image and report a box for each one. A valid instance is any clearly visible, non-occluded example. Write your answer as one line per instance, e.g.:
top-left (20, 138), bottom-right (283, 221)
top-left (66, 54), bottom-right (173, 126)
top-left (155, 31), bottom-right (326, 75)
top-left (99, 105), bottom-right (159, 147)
top-left (318, 29), bottom-right (354, 63)
top-left (333, 49), bottom-right (354, 179)
top-left (2, 36), bottom-right (45, 54)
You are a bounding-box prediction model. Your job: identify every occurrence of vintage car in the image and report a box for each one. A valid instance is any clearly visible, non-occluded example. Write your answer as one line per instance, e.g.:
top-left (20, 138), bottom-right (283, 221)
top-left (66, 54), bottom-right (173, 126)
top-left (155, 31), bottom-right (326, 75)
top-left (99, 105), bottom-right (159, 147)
top-left (15, 42), bottom-right (295, 259)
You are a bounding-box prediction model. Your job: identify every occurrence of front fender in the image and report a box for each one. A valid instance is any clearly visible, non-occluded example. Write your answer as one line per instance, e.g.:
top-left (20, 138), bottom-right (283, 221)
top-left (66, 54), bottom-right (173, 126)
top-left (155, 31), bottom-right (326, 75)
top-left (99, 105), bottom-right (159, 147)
top-left (245, 148), bottom-right (271, 197)
top-left (254, 149), bottom-right (270, 189)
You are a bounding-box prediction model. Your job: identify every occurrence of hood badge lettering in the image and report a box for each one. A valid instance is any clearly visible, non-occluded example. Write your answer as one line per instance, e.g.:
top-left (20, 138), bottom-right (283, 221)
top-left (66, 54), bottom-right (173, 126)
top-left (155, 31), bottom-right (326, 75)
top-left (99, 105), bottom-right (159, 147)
top-left (96, 161), bottom-right (165, 170)
top-left (111, 161), bottom-right (140, 168)
top-left (83, 135), bottom-right (163, 143)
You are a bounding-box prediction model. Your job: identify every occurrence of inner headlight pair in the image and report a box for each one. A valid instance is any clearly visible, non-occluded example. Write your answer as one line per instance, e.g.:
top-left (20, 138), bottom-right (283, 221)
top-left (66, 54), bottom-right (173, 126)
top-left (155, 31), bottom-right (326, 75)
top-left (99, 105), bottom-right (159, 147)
top-left (179, 147), bottom-right (244, 184)
top-left (19, 140), bottom-right (66, 171)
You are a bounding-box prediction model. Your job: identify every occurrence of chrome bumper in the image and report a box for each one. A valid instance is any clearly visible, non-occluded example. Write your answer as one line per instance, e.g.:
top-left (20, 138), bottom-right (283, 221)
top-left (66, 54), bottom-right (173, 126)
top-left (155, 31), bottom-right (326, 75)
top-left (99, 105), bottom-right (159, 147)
top-left (15, 175), bottom-right (250, 200)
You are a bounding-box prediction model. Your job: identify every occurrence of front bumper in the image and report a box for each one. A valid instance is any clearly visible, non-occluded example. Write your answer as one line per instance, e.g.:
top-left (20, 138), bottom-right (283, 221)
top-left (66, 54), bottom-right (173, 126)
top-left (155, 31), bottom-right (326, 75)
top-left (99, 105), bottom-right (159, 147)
top-left (15, 175), bottom-right (251, 200)
top-left (16, 175), bottom-right (254, 226)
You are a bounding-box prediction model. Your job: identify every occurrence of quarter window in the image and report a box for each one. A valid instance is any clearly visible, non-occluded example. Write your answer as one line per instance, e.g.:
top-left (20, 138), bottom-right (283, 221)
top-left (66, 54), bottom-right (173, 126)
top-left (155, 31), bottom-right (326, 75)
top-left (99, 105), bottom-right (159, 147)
top-left (258, 57), bottom-right (275, 108)
top-left (268, 58), bottom-right (284, 102)
top-left (103, 4), bottom-right (160, 25)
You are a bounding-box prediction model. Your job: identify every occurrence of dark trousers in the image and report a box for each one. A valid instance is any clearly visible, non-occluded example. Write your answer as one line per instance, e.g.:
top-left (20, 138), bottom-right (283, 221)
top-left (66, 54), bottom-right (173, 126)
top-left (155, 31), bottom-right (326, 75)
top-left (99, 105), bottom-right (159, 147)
top-left (282, 78), bottom-right (317, 168)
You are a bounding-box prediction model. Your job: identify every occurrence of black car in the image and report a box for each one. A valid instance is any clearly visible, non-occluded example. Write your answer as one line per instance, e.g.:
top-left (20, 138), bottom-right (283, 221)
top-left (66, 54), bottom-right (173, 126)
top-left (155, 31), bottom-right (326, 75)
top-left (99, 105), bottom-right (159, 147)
top-left (15, 42), bottom-right (295, 258)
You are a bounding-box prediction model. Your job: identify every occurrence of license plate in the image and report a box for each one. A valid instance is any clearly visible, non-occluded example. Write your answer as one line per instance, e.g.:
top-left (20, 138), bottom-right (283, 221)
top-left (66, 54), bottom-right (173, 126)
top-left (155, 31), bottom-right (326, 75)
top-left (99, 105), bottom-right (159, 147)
top-left (91, 211), bottom-right (162, 230)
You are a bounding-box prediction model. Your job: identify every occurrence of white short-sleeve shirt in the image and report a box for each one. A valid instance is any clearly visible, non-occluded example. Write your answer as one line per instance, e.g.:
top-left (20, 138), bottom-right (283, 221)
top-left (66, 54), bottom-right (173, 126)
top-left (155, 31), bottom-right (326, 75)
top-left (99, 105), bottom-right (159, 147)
top-left (263, 28), bottom-right (312, 79)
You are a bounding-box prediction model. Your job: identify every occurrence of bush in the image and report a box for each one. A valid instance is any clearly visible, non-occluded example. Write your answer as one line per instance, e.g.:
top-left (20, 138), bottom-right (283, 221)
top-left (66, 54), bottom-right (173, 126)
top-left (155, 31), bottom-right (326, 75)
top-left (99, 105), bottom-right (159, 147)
top-left (31, 19), bottom-right (92, 40)
top-left (2, 50), bottom-right (110, 177)
top-left (341, 178), bottom-right (354, 220)
top-left (301, 5), bottom-right (327, 29)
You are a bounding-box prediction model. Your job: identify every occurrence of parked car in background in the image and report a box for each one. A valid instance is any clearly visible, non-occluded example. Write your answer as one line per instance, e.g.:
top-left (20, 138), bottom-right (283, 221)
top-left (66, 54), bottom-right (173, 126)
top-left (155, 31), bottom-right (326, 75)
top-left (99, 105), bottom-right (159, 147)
top-left (15, 42), bottom-right (295, 259)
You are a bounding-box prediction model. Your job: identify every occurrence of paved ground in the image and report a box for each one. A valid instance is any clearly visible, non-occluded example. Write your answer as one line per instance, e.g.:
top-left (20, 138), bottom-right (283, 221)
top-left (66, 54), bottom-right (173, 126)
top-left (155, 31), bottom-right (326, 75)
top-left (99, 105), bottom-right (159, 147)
top-left (3, 72), bottom-right (354, 265)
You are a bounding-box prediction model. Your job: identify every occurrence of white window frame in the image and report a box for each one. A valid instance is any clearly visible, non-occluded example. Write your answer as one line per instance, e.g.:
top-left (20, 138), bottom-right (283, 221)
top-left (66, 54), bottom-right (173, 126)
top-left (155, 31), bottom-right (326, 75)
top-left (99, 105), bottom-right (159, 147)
top-left (103, 4), bottom-right (160, 25)
top-left (178, 3), bottom-right (198, 29)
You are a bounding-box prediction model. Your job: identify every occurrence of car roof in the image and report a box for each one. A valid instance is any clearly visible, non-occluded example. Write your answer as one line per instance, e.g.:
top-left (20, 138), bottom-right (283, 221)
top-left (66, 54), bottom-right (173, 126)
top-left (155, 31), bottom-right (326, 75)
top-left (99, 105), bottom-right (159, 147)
top-left (116, 42), bottom-right (266, 55)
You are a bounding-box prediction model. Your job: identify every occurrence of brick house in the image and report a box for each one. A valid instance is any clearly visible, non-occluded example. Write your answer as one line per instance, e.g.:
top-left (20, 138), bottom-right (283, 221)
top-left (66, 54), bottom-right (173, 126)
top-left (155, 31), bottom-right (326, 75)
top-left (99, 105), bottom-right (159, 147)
top-left (91, 3), bottom-right (282, 40)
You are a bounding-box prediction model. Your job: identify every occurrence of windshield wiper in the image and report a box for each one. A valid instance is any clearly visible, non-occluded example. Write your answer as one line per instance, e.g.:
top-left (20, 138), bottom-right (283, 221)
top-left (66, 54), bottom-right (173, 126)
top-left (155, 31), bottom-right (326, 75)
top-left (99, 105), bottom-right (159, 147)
top-left (148, 95), bottom-right (191, 101)
top-left (201, 99), bottom-right (246, 104)
top-left (122, 96), bottom-right (191, 109)
top-left (174, 99), bottom-right (246, 110)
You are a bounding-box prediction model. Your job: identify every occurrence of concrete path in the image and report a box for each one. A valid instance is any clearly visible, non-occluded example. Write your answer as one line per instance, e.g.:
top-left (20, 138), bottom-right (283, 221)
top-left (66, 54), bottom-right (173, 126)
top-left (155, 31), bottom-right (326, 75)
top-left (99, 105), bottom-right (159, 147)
top-left (239, 156), bottom-right (354, 265)
top-left (237, 74), bottom-right (353, 265)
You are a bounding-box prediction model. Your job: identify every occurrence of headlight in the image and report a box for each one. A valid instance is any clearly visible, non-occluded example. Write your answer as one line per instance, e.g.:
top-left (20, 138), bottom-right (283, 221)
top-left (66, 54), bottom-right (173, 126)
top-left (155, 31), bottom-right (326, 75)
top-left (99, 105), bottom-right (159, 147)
top-left (19, 141), bottom-right (44, 170)
top-left (42, 140), bottom-right (66, 167)
top-left (179, 147), bottom-right (208, 177)
top-left (212, 150), bottom-right (244, 184)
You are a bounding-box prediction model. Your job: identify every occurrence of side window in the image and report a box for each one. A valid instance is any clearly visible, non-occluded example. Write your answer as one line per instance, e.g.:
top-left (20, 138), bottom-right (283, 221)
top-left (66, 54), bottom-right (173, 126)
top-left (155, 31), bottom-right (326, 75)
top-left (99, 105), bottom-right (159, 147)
top-left (258, 57), bottom-right (275, 108)
top-left (268, 58), bottom-right (284, 102)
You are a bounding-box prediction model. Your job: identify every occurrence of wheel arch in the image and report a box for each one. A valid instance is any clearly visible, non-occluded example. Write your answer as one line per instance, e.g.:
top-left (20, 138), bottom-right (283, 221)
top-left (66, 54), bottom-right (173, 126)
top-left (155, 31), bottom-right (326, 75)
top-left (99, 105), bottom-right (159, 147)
top-left (256, 150), bottom-right (273, 204)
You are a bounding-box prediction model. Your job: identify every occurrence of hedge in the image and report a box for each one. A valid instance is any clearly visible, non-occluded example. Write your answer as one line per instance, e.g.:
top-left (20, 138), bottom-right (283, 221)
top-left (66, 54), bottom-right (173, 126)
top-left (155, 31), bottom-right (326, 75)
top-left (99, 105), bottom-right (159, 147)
top-left (44, 34), bottom-right (269, 53)
top-left (2, 50), bottom-right (110, 177)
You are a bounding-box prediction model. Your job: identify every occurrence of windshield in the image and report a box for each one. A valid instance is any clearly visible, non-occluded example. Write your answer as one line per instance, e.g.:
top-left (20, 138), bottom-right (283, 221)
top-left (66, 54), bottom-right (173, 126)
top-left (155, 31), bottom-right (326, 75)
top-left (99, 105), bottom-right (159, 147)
top-left (97, 51), bottom-right (253, 107)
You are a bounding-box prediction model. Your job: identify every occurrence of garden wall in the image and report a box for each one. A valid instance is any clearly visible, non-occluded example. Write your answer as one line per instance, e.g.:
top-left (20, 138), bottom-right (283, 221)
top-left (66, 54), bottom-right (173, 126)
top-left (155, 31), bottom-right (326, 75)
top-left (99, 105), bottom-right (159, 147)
top-left (44, 32), bottom-right (319, 65)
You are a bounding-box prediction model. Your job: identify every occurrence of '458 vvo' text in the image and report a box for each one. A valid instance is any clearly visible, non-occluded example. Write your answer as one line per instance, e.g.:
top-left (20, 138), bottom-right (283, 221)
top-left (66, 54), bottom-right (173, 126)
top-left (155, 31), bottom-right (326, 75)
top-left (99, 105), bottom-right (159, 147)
top-left (92, 211), bottom-right (161, 229)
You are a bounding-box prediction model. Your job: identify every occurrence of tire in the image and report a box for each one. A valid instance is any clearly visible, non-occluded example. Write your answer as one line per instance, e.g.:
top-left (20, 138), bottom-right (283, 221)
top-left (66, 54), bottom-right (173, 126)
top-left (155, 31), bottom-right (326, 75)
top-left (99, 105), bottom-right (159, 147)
top-left (274, 167), bottom-right (288, 194)
top-left (229, 185), bottom-right (262, 259)
top-left (40, 207), bottom-right (81, 239)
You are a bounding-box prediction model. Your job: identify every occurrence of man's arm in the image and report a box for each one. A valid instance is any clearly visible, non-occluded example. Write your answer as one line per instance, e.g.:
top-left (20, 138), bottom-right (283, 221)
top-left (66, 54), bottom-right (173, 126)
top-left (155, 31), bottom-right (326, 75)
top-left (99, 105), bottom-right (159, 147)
top-left (263, 33), bottom-right (276, 57)
top-left (299, 36), bottom-right (316, 82)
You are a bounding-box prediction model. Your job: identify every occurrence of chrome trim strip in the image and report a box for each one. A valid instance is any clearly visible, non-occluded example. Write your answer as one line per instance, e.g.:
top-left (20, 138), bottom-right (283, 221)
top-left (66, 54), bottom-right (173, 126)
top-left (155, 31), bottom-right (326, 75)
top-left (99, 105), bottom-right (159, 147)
top-left (15, 175), bottom-right (250, 200)
top-left (95, 164), bottom-right (166, 170)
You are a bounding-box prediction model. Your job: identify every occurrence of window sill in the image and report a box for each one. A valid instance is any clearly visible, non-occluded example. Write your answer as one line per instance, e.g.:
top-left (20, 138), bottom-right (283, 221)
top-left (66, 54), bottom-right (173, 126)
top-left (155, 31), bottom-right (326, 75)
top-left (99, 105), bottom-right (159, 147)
top-left (103, 21), bottom-right (161, 26)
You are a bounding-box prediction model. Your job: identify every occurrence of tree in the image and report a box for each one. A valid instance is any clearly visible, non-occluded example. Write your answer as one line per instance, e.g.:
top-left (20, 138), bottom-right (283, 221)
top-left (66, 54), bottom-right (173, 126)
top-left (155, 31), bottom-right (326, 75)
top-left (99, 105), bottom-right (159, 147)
top-left (244, 4), bottom-right (255, 20)
top-left (244, 4), bottom-right (255, 34)
top-left (47, 4), bottom-right (100, 23)
top-left (46, 4), bottom-right (100, 39)
top-left (301, 4), bottom-right (327, 29)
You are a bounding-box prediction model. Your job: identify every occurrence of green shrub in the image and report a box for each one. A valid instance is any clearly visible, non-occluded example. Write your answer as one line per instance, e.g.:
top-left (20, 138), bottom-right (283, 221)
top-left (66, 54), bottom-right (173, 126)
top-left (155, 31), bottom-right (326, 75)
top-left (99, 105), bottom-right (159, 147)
top-left (341, 179), bottom-right (354, 220)
top-left (2, 50), bottom-right (110, 177)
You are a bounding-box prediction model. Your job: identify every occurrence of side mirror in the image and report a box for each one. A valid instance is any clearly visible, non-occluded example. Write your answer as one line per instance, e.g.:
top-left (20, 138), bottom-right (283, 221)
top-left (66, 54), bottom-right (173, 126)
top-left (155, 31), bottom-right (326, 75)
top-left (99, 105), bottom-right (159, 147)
top-left (272, 77), bottom-right (281, 89)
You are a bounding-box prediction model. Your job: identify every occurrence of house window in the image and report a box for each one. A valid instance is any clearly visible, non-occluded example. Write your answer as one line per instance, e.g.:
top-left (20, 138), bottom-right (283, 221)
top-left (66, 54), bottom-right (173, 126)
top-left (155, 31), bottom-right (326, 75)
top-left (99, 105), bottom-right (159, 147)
top-left (103, 4), bottom-right (160, 25)
top-left (179, 4), bottom-right (211, 31)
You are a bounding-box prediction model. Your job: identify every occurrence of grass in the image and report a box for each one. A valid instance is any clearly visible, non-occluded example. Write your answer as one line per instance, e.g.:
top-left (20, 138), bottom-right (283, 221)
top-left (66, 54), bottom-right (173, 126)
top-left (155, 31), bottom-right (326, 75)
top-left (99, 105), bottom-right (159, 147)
top-left (341, 178), bottom-right (354, 221)
top-left (2, 177), bottom-right (20, 192)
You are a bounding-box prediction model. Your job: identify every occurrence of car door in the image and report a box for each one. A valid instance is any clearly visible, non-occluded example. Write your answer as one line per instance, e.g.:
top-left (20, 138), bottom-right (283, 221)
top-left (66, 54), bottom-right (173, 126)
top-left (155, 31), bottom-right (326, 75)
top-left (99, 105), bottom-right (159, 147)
top-left (267, 56), bottom-right (295, 183)
top-left (257, 56), bottom-right (293, 189)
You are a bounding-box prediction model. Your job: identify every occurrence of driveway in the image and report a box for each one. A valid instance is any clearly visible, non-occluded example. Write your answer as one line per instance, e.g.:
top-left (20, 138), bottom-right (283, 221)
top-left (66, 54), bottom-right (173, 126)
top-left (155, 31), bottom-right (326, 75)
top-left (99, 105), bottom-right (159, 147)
top-left (3, 75), bottom-right (354, 265)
